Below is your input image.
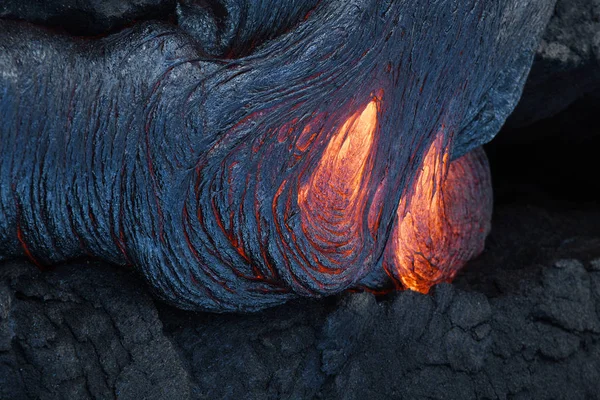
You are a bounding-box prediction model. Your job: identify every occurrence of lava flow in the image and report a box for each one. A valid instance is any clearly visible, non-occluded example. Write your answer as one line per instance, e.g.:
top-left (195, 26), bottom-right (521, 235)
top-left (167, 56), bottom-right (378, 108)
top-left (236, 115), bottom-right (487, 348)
top-left (382, 135), bottom-right (493, 293)
top-left (296, 98), bottom-right (492, 295)
top-left (298, 99), bottom-right (378, 268)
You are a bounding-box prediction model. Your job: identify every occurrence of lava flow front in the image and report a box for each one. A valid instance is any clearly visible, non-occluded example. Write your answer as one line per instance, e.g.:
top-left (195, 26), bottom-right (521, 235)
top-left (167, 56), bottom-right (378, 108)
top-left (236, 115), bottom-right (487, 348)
top-left (382, 135), bottom-right (493, 293)
top-left (296, 97), bottom-right (492, 294)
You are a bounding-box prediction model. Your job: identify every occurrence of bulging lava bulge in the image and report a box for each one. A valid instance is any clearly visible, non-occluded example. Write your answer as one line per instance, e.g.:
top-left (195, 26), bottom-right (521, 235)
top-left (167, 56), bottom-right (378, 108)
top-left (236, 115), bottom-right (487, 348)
top-left (298, 97), bottom-right (493, 295)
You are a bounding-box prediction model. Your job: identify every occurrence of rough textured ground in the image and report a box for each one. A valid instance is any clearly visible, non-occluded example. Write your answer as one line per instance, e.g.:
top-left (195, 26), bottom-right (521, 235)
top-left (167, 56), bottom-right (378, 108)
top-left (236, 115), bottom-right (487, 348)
top-left (1, 197), bottom-right (599, 400)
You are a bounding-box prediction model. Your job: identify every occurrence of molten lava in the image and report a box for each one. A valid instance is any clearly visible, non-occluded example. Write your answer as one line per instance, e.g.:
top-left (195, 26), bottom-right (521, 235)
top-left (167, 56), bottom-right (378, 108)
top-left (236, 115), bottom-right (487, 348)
top-left (297, 99), bottom-right (378, 268)
top-left (382, 136), bottom-right (493, 293)
top-left (296, 102), bottom-right (491, 295)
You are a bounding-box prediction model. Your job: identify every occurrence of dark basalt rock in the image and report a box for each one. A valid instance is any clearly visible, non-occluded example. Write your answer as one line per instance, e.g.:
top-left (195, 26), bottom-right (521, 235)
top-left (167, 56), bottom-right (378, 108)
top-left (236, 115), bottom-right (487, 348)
top-left (0, 0), bottom-right (176, 36)
top-left (1, 2), bottom-right (599, 398)
top-left (0, 261), bottom-right (189, 400)
top-left (1, 201), bottom-right (600, 399)
top-left (450, 0), bottom-right (558, 158)
top-left (176, 0), bottom-right (321, 58)
top-left (507, 0), bottom-right (600, 128)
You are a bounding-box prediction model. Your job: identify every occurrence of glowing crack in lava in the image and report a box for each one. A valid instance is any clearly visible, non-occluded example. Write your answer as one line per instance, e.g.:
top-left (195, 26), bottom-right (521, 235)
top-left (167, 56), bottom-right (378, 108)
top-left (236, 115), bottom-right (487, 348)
top-left (298, 99), bottom-right (378, 270)
top-left (382, 136), bottom-right (493, 293)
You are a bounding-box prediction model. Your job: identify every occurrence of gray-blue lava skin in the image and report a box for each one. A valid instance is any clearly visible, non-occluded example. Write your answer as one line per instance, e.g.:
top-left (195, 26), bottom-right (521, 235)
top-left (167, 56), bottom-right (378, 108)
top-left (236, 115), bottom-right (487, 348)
top-left (0, 0), bottom-right (555, 312)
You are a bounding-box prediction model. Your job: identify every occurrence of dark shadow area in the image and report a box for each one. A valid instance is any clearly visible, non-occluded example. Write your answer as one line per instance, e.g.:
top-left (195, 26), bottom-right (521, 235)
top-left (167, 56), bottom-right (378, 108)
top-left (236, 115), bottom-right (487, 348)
top-left (486, 92), bottom-right (600, 207)
top-left (0, 0), bottom-right (176, 36)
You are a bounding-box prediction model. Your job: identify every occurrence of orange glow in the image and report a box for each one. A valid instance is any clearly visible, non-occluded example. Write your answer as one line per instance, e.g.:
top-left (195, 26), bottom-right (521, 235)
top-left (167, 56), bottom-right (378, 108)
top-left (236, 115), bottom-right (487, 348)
top-left (383, 135), bottom-right (492, 294)
top-left (297, 99), bottom-right (378, 269)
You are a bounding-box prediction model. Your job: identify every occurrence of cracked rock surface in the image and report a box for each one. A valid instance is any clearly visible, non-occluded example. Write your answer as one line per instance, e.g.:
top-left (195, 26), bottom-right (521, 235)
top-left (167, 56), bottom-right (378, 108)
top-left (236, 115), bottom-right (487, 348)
top-left (1, 200), bottom-right (599, 399)
top-left (0, 263), bottom-right (189, 400)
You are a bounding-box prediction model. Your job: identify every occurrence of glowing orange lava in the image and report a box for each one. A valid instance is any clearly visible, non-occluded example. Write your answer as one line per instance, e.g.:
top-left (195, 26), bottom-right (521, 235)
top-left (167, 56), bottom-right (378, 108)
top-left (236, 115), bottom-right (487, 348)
top-left (383, 135), bottom-right (492, 293)
top-left (297, 99), bottom-right (378, 268)
top-left (292, 99), bottom-right (490, 294)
